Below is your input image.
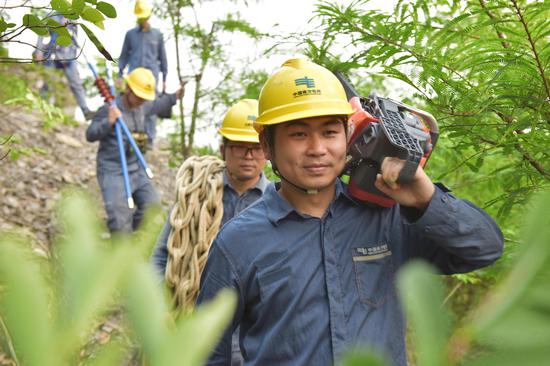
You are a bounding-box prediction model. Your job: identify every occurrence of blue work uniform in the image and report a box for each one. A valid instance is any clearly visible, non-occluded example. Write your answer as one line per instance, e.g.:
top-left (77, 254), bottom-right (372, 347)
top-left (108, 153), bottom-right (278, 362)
top-left (86, 93), bottom-right (177, 232)
top-left (118, 26), bottom-right (168, 144)
top-left (196, 180), bottom-right (504, 366)
top-left (35, 14), bottom-right (90, 116)
top-left (151, 170), bottom-right (271, 366)
top-left (151, 170), bottom-right (271, 275)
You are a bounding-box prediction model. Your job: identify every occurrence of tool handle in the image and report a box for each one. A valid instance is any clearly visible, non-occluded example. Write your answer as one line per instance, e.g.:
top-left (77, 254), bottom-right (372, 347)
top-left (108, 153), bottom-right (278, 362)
top-left (115, 123), bottom-right (134, 209)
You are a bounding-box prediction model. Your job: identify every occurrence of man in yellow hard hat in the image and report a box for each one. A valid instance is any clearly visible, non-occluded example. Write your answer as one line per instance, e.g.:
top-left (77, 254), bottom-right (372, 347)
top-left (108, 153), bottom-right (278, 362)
top-left (196, 58), bottom-right (503, 365)
top-left (117, 0), bottom-right (168, 147)
top-left (86, 67), bottom-right (183, 233)
top-left (151, 99), bottom-right (270, 366)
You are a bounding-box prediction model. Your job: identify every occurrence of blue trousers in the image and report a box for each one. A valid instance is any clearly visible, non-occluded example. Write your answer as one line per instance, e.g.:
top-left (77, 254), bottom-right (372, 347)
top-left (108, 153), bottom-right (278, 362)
top-left (98, 168), bottom-right (160, 232)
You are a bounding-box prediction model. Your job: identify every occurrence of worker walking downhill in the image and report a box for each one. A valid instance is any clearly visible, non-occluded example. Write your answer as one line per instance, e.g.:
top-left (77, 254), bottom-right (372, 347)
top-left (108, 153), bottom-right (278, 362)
top-left (151, 99), bottom-right (270, 366)
top-left (34, 13), bottom-right (94, 120)
top-left (86, 67), bottom-right (183, 233)
top-left (117, 0), bottom-right (168, 147)
top-left (196, 58), bottom-right (504, 366)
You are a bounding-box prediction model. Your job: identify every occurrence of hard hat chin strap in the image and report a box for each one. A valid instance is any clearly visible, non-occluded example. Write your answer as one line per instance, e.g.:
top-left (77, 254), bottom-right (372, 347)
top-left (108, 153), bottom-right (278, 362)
top-left (270, 151), bottom-right (336, 196)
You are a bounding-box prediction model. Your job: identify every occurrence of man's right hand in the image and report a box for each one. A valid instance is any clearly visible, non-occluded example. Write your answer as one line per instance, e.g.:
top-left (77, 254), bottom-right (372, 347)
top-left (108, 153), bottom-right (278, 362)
top-left (115, 77), bottom-right (123, 90)
top-left (108, 106), bottom-right (122, 126)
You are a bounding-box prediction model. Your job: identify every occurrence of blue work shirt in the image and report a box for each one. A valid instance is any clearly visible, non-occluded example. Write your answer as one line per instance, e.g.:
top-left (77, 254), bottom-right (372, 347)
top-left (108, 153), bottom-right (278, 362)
top-left (196, 180), bottom-right (503, 366)
top-left (35, 14), bottom-right (78, 64)
top-left (151, 171), bottom-right (272, 276)
top-left (86, 93), bottom-right (176, 174)
top-left (118, 26), bottom-right (168, 82)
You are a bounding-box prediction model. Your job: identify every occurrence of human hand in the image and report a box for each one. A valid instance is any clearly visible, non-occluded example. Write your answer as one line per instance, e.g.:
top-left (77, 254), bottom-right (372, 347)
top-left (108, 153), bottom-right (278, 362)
top-left (34, 52), bottom-right (45, 61)
top-left (108, 106), bottom-right (122, 126)
top-left (175, 84), bottom-right (185, 100)
top-left (374, 157), bottom-right (435, 210)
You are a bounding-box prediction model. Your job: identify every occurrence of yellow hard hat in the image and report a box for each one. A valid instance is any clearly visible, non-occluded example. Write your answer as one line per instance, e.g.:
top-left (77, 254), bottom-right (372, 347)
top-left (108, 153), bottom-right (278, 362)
top-left (219, 99), bottom-right (260, 143)
top-left (124, 67), bottom-right (156, 101)
top-left (254, 58), bottom-right (353, 132)
top-left (134, 0), bottom-right (153, 19)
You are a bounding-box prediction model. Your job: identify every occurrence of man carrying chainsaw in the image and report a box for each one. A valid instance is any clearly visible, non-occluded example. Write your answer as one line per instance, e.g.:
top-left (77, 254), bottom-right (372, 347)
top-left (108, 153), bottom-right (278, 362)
top-left (86, 67), bottom-right (183, 233)
top-left (196, 58), bottom-right (503, 366)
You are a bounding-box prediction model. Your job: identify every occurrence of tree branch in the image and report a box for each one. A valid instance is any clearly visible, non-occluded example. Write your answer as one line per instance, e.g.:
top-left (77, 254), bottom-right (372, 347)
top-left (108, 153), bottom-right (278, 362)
top-left (510, 0), bottom-right (550, 107)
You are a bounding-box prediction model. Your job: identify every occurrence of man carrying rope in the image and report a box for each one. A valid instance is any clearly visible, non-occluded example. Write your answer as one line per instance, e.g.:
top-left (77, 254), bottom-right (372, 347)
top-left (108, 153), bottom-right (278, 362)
top-left (86, 67), bottom-right (183, 233)
top-left (196, 58), bottom-right (504, 366)
top-left (150, 99), bottom-right (270, 366)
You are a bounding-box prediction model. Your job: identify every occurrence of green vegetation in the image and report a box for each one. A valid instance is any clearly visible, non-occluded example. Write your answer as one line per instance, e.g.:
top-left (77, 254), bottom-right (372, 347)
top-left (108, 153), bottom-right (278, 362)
top-left (0, 191), bottom-right (236, 365)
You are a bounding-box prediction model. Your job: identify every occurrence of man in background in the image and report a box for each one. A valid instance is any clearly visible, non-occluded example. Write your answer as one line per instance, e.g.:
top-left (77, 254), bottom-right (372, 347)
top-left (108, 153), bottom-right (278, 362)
top-left (87, 67), bottom-right (182, 233)
top-left (34, 13), bottom-right (94, 120)
top-left (117, 0), bottom-right (168, 147)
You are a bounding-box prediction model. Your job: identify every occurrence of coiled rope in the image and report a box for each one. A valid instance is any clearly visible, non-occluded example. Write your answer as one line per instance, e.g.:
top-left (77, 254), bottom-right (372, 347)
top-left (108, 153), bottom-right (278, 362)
top-left (165, 155), bottom-right (225, 309)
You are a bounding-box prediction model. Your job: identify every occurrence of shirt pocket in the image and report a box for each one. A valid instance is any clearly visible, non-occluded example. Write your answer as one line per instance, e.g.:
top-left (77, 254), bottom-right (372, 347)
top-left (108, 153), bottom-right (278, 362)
top-left (351, 245), bottom-right (395, 307)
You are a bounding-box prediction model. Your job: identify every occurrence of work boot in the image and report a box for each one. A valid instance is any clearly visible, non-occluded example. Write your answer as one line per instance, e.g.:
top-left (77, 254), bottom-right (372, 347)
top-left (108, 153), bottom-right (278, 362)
top-left (84, 110), bottom-right (96, 120)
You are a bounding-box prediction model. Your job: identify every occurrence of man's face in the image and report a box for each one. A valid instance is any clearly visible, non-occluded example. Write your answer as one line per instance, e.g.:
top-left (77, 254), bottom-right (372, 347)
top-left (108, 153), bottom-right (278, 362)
top-left (137, 17), bottom-right (150, 28)
top-left (266, 115), bottom-right (347, 191)
top-left (126, 88), bottom-right (147, 108)
top-left (222, 140), bottom-right (266, 182)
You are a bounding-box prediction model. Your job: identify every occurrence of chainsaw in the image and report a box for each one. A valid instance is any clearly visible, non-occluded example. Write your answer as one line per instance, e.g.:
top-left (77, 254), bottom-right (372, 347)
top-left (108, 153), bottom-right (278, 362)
top-left (334, 71), bottom-right (439, 207)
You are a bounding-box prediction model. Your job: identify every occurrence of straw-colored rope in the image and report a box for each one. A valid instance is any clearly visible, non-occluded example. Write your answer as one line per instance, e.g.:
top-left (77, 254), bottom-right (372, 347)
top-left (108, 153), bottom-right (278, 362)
top-left (165, 155), bottom-right (225, 310)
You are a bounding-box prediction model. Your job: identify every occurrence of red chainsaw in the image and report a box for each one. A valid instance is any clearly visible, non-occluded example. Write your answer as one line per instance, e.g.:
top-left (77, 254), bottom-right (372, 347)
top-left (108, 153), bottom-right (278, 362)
top-left (334, 71), bottom-right (439, 207)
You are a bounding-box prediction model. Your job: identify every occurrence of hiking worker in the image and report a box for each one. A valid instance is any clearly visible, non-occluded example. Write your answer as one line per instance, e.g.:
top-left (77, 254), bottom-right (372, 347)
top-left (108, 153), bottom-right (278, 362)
top-left (196, 58), bottom-right (504, 366)
top-left (151, 98), bottom-right (269, 276)
top-left (86, 67), bottom-right (183, 233)
top-left (34, 13), bottom-right (94, 120)
top-left (151, 99), bottom-right (270, 366)
top-left (117, 0), bottom-right (168, 146)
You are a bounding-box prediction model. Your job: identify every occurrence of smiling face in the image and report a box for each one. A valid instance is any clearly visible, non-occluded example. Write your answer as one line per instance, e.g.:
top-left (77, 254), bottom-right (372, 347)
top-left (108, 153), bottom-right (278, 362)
top-left (264, 115), bottom-right (347, 193)
top-left (221, 140), bottom-right (266, 184)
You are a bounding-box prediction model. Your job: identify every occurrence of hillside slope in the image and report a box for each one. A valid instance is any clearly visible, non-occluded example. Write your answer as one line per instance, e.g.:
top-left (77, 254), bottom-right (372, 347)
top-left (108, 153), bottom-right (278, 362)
top-left (0, 104), bottom-right (177, 250)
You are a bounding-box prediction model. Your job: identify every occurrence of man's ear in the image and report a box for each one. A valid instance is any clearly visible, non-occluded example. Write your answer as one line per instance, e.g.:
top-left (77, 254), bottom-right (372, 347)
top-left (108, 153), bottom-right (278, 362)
top-left (259, 131), bottom-right (271, 161)
top-left (220, 143), bottom-right (226, 161)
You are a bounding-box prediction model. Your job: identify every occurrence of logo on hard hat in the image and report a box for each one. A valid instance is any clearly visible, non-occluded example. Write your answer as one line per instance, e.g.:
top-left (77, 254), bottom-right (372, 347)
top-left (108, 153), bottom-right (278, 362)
top-left (295, 77), bottom-right (315, 88)
top-left (245, 115), bottom-right (256, 127)
top-left (293, 76), bottom-right (321, 98)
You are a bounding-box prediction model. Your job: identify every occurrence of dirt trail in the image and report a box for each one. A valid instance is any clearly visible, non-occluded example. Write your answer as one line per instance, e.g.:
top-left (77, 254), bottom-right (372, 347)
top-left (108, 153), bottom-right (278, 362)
top-left (0, 104), bottom-right (177, 249)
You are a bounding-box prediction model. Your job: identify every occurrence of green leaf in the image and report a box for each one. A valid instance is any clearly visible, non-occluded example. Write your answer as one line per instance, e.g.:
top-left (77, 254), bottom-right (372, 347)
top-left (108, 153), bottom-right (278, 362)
top-left (81, 6), bottom-right (105, 24)
top-left (51, 0), bottom-right (71, 13)
top-left (72, 0), bottom-right (86, 14)
top-left (56, 35), bottom-right (73, 47)
top-left (22, 14), bottom-right (49, 36)
top-left (0, 17), bottom-right (7, 33)
top-left (341, 350), bottom-right (388, 366)
top-left (97, 1), bottom-right (117, 19)
top-left (45, 18), bottom-right (71, 40)
top-left (162, 289), bottom-right (237, 365)
top-left (54, 192), bottom-right (130, 355)
top-left (0, 239), bottom-right (55, 366)
top-left (470, 192), bottom-right (550, 335)
top-left (79, 23), bottom-right (113, 61)
top-left (124, 262), bottom-right (170, 361)
top-left (396, 261), bottom-right (452, 366)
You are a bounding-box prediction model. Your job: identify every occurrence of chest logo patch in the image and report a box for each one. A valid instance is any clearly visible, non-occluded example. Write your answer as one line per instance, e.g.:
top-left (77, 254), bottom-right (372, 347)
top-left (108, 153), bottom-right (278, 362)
top-left (352, 243), bottom-right (392, 262)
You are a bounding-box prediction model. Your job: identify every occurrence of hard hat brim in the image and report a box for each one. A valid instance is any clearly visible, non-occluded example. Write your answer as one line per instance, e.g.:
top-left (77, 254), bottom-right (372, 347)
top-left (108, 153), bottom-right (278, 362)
top-left (219, 128), bottom-right (260, 143)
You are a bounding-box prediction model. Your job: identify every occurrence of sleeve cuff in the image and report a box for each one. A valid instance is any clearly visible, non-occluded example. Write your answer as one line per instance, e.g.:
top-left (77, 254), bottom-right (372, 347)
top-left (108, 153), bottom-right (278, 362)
top-left (401, 183), bottom-right (456, 228)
